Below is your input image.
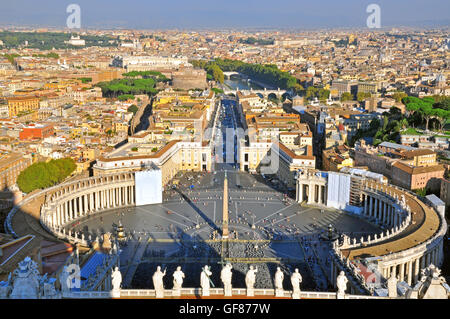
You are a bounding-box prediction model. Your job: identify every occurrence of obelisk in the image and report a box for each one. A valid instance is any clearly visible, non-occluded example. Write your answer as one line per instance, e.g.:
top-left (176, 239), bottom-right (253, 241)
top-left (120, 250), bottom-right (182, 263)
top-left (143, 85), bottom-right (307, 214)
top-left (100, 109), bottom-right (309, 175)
top-left (222, 171), bottom-right (229, 239)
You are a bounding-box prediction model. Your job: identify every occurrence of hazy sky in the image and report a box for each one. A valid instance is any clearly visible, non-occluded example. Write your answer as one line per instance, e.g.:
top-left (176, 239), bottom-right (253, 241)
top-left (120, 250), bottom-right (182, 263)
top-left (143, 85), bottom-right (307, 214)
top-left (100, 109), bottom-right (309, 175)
top-left (0, 0), bottom-right (449, 29)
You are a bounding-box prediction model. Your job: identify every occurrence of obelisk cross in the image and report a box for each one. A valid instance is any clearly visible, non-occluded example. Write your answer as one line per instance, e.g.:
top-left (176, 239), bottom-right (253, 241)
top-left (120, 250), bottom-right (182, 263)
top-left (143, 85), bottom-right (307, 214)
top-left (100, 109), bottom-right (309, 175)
top-left (222, 171), bottom-right (229, 239)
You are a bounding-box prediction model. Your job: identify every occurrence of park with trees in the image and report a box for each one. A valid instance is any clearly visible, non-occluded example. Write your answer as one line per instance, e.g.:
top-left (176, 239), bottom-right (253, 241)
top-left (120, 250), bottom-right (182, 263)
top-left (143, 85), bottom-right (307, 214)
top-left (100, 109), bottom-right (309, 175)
top-left (191, 58), bottom-right (303, 93)
top-left (402, 96), bottom-right (450, 132)
top-left (96, 71), bottom-right (168, 98)
top-left (349, 96), bottom-right (450, 147)
top-left (17, 158), bottom-right (76, 193)
top-left (127, 105), bottom-right (139, 114)
top-left (305, 86), bottom-right (330, 101)
top-left (0, 31), bottom-right (118, 50)
top-left (238, 37), bottom-right (274, 45)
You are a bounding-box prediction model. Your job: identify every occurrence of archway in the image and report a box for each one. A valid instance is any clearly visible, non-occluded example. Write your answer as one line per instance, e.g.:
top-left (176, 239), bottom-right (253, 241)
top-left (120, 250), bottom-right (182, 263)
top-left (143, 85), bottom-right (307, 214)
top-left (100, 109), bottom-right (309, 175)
top-left (268, 93), bottom-right (280, 104)
top-left (281, 92), bottom-right (291, 102)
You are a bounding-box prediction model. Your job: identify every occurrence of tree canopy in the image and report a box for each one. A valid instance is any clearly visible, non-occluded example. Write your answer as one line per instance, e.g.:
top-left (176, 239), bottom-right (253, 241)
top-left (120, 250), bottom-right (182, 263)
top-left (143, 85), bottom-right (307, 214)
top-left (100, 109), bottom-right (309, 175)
top-left (122, 71), bottom-right (168, 82)
top-left (127, 105), bottom-right (139, 114)
top-left (357, 92), bottom-right (372, 102)
top-left (402, 96), bottom-right (450, 131)
top-left (96, 78), bottom-right (157, 97)
top-left (0, 31), bottom-right (118, 50)
top-left (238, 37), bottom-right (274, 45)
top-left (206, 63), bottom-right (224, 84)
top-left (340, 92), bottom-right (353, 101)
top-left (191, 58), bottom-right (303, 93)
top-left (17, 158), bottom-right (76, 193)
top-left (118, 94), bottom-right (135, 101)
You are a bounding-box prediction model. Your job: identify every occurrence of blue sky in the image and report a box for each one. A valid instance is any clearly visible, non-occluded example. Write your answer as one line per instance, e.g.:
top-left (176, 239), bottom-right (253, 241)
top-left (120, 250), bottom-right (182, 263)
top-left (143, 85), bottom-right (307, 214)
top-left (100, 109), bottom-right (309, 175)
top-left (0, 0), bottom-right (449, 29)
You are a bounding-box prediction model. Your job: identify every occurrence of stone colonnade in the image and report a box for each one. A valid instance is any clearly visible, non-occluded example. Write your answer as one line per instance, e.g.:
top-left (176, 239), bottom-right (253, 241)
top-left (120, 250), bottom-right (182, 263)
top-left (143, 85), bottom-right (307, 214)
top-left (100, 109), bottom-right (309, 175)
top-left (331, 182), bottom-right (446, 289)
top-left (296, 171), bottom-right (327, 205)
top-left (379, 246), bottom-right (444, 287)
top-left (361, 192), bottom-right (403, 228)
top-left (40, 173), bottom-right (136, 234)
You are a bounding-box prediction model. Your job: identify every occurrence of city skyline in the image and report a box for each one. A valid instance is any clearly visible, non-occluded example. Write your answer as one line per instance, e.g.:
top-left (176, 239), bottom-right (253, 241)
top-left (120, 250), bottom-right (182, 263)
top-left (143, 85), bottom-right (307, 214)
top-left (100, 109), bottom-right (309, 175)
top-left (0, 1), bottom-right (448, 302)
top-left (0, 0), bottom-right (449, 30)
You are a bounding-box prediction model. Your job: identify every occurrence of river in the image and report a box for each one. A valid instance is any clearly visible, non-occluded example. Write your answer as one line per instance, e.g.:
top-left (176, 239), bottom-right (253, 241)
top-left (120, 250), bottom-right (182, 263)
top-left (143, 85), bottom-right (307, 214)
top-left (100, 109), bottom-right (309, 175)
top-left (223, 74), bottom-right (270, 91)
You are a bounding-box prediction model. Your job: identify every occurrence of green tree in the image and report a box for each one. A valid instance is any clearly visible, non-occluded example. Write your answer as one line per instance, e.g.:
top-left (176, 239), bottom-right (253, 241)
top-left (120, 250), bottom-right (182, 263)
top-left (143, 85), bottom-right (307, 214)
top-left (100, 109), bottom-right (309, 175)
top-left (118, 94), bottom-right (135, 101)
top-left (207, 63), bottom-right (224, 84)
top-left (192, 58), bottom-right (302, 91)
top-left (318, 88), bottom-right (330, 101)
top-left (357, 92), bottom-right (371, 102)
top-left (305, 87), bottom-right (318, 100)
top-left (392, 91), bottom-right (407, 103)
top-left (369, 118), bottom-right (381, 130)
top-left (431, 108), bottom-right (450, 132)
top-left (340, 92), bottom-right (353, 101)
top-left (421, 104), bottom-right (434, 131)
top-left (17, 158), bottom-right (76, 193)
top-left (127, 104), bottom-right (138, 114)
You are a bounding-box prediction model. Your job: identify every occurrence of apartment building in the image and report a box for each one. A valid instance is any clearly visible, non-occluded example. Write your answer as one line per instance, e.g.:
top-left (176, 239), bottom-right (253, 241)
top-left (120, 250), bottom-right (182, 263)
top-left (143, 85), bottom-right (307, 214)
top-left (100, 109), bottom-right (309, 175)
top-left (0, 152), bottom-right (32, 190)
top-left (7, 95), bottom-right (40, 117)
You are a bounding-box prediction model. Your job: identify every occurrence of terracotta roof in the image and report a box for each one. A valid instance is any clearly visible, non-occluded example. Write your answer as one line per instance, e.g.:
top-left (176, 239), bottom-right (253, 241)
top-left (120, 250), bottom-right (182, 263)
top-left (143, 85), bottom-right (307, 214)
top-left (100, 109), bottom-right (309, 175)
top-left (276, 142), bottom-right (315, 160)
top-left (392, 161), bottom-right (445, 175)
top-left (401, 149), bottom-right (435, 158)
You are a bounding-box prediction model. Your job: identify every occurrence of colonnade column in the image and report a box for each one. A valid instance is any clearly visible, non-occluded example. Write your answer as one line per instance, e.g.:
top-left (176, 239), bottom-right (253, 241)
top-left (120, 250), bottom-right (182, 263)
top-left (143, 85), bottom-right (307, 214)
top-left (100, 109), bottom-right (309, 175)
top-left (69, 199), bottom-right (73, 220)
top-left (56, 205), bottom-right (60, 227)
top-left (84, 195), bottom-right (88, 216)
top-left (407, 261), bottom-right (413, 286)
top-left (364, 195), bottom-right (368, 215)
top-left (96, 191), bottom-right (100, 210)
top-left (388, 205), bottom-right (392, 226)
top-left (399, 263), bottom-right (405, 282)
top-left (307, 185), bottom-right (312, 204)
top-left (63, 201), bottom-right (67, 224)
top-left (414, 258), bottom-right (420, 284)
top-left (378, 198), bottom-right (382, 221)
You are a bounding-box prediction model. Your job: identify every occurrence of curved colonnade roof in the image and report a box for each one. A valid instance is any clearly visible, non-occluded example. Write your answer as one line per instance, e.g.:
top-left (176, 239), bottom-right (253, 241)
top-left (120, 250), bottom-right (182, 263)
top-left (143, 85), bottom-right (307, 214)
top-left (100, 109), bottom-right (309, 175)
top-left (342, 181), bottom-right (441, 260)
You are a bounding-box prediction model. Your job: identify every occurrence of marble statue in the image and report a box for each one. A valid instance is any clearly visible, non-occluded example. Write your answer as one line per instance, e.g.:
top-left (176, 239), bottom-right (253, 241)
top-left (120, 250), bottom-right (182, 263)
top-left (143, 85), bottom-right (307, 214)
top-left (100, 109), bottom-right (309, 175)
top-left (200, 265), bottom-right (213, 296)
top-left (387, 273), bottom-right (398, 298)
top-left (407, 264), bottom-right (450, 299)
top-left (400, 195), bottom-right (407, 209)
top-left (221, 263), bottom-right (233, 296)
top-left (274, 267), bottom-right (284, 297)
top-left (111, 267), bottom-right (122, 292)
top-left (59, 266), bottom-right (71, 295)
top-left (0, 273), bottom-right (12, 298)
top-left (152, 266), bottom-right (166, 298)
top-left (172, 266), bottom-right (185, 296)
top-left (42, 278), bottom-right (59, 299)
top-left (245, 266), bottom-right (258, 296)
top-left (10, 257), bottom-right (41, 299)
top-left (173, 266), bottom-right (185, 289)
top-left (336, 271), bottom-right (348, 298)
top-left (291, 268), bottom-right (302, 299)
